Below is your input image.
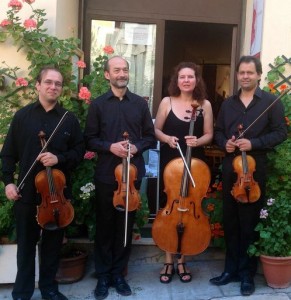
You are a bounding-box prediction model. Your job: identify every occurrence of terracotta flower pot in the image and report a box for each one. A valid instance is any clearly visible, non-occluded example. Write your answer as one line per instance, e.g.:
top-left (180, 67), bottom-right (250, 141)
top-left (260, 255), bottom-right (291, 288)
top-left (56, 251), bottom-right (88, 284)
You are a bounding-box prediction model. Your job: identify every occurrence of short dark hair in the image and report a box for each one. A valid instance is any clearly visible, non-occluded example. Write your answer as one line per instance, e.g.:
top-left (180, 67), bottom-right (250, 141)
top-left (36, 66), bottom-right (63, 84)
top-left (168, 61), bottom-right (207, 101)
top-left (103, 56), bottom-right (129, 72)
top-left (236, 56), bottom-right (262, 75)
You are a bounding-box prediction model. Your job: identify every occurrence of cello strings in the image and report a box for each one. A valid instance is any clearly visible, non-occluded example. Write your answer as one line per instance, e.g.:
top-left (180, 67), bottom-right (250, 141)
top-left (176, 143), bottom-right (195, 188)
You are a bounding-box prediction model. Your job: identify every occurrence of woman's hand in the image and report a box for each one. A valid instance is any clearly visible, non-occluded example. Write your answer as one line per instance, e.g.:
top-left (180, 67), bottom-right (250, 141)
top-left (185, 135), bottom-right (198, 147)
top-left (166, 136), bottom-right (179, 148)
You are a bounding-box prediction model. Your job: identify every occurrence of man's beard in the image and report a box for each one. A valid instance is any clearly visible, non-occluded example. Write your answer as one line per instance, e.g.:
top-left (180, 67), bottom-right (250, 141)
top-left (112, 78), bottom-right (129, 88)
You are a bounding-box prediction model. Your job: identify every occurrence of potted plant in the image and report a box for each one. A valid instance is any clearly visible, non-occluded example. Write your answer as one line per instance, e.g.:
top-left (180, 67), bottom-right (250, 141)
top-left (55, 241), bottom-right (88, 284)
top-left (248, 55), bottom-right (291, 288)
top-left (248, 195), bottom-right (291, 288)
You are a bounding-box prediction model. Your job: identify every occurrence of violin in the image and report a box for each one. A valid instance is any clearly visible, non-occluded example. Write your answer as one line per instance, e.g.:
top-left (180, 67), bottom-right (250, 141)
top-left (231, 124), bottom-right (261, 203)
top-left (152, 103), bottom-right (211, 257)
top-left (113, 131), bottom-right (141, 212)
top-left (35, 131), bottom-right (74, 230)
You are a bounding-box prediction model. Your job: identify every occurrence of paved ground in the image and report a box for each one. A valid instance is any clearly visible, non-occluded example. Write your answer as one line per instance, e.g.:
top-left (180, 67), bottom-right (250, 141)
top-left (0, 242), bottom-right (290, 300)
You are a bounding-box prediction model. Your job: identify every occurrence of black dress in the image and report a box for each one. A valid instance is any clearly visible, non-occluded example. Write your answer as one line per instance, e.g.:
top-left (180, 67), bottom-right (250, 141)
top-left (159, 107), bottom-right (205, 208)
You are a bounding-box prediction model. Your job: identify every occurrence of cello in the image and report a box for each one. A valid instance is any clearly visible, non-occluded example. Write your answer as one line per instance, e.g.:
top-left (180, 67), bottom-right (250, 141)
top-left (35, 131), bottom-right (74, 230)
top-left (231, 124), bottom-right (261, 203)
top-left (152, 103), bottom-right (211, 256)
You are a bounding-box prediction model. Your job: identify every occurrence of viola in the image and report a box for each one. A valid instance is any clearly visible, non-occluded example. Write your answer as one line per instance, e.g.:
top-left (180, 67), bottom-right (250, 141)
top-left (152, 103), bottom-right (211, 256)
top-left (35, 131), bottom-right (74, 230)
top-left (113, 131), bottom-right (141, 212)
top-left (231, 124), bottom-right (261, 203)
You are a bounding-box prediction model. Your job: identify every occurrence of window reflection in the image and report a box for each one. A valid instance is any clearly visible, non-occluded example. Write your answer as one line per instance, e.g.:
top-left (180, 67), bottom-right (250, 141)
top-left (91, 20), bottom-right (156, 113)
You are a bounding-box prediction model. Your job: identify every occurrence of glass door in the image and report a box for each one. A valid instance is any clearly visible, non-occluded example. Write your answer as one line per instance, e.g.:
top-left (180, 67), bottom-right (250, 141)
top-left (91, 20), bottom-right (157, 114)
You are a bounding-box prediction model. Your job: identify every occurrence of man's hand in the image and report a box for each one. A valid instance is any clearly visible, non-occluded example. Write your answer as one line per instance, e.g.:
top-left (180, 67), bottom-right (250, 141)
top-left (37, 152), bottom-right (58, 167)
top-left (235, 138), bottom-right (252, 152)
top-left (5, 183), bottom-right (20, 201)
top-left (225, 135), bottom-right (237, 153)
top-left (110, 141), bottom-right (129, 158)
top-left (110, 141), bottom-right (138, 158)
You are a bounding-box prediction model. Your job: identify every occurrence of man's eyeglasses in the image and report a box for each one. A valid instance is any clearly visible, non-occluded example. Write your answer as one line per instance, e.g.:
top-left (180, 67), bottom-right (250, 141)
top-left (42, 80), bottom-right (63, 88)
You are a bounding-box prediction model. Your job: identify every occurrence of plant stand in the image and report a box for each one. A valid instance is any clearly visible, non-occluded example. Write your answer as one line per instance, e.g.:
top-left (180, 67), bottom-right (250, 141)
top-left (260, 255), bottom-right (291, 288)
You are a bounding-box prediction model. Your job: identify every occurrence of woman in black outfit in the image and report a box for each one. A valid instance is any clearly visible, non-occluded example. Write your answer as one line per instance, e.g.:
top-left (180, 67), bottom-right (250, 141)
top-left (154, 62), bottom-right (213, 283)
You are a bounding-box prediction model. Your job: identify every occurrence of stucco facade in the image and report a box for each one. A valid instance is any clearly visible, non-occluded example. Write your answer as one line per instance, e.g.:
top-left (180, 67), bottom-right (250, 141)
top-left (0, 0), bottom-right (290, 92)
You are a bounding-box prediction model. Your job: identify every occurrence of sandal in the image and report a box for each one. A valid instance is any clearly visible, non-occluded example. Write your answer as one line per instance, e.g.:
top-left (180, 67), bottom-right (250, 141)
top-left (176, 262), bottom-right (192, 283)
top-left (159, 263), bottom-right (175, 284)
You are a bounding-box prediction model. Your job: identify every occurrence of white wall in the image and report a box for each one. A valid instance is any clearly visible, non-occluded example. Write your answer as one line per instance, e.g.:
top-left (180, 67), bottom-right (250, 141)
top-left (0, 0), bottom-right (58, 35)
top-left (0, 0), bottom-right (78, 79)
top-left (1, 0), bottom-right (290, 86)
top-left (56, 0), bottom-right (79, 39)
top-left (260, 0), bottom-right (291, 76)
top-left (241, 0), bottom-right (291, 83)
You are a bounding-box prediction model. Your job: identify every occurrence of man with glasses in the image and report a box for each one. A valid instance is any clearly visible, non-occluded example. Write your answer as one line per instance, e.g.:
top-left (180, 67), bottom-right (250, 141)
top-left (0, 66), bottom-right (85, 300)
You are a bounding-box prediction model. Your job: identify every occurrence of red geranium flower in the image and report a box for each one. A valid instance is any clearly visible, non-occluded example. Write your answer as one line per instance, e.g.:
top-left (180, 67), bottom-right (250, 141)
top-left (78, 87), bottom-right (91, 103)
top-left (8, 0), bottom-right (23, 10)
top-left (279, 84), bottom-right (288, 91)
top-left (15, 77), bottom-right (28, 87)
top-left (0, 19), bottom-right (12, 27)
top-left (76, 60), bottom-right (86, 69)
top-left (84, 151), bottom-right (96, 160)
top-left (23, 18), bottom-right (37, 29)
top-left (103, 45), bottom-right (114, 55)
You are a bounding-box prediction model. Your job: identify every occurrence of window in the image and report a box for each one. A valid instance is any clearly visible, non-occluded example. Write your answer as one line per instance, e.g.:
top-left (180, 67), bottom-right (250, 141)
top-left (91, 20), bottom-right (157, 113)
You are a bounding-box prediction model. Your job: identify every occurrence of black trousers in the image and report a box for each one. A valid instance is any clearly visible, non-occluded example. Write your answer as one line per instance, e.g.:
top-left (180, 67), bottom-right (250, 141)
top-left (94, 180), bottom-right (137, 279)
top-left (222, 154), bottom-right (266, 278)
top-left (12, 201), bottom-right (64, 300)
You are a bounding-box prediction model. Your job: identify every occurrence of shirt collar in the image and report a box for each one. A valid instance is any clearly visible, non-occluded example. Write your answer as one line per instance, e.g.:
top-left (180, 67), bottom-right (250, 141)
top-left (105, 88), bottom-right (132, 101)
top-left (235, 86), bottom-right (262, 100)
top-left (33, 100), bottom-right (63, 115)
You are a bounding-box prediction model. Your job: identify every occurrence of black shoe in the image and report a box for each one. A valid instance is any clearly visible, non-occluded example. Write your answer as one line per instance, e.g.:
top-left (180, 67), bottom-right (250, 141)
top-left (113, 276), bottom-right (132, 296)
top-left (41, 291), bottom-right (68, 300)
top-left (94, 276), bottom-right (111, 300)
top-left (209, 272), bottom-right (240, 286)
top-left (241, 276), bottom-right (255, 296)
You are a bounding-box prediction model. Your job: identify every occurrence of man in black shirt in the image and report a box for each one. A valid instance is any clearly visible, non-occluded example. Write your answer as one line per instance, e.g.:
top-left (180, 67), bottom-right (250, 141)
top-left (209, 56), bottom-right (287, 296)
top-left (0, 66), bottom-right (85, 300)
top-left (84, 56), bottom-right (156, 300)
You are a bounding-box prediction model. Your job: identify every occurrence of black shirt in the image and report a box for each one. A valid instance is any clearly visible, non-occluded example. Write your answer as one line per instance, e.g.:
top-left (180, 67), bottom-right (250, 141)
top-left (215, 87), bottom-right (287, 155)
top-left (0, 100), bottom-right (85, 203)
top-left (84, 89), bottom-right (156, 184)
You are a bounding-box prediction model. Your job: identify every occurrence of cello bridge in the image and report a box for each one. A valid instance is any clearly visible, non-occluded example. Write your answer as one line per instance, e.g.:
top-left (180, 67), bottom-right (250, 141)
top-left (177, 207), bottom-right (189, 212)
